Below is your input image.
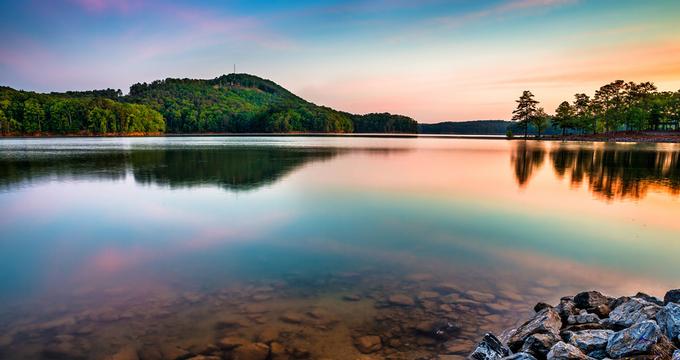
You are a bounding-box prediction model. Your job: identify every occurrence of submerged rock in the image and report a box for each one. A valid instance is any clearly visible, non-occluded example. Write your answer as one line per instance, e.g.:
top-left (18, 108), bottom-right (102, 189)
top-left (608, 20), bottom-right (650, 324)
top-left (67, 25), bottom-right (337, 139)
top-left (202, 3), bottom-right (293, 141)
top-left (657, 302), bottom-right (680, 343)
top-left (566, 330), bottom-right (613, 359)
top-left (604, 297), bottom-right (661, 329)
top-left (469, 333), bottom-right (511, 360)
top-left (388, 294), bottom-right (415, 307)
top-left (665, 290), bottom-right (680, 305)
top-left (520, 332), bottom-right (560, 359)
top-left (355, 336), bottom-right (382, 354)
top-left (508, 308), bottom-right (562, 351)
top-left (232, 342), bottom-right (269, 360)
top-left (107, 346), bottom-right (139, 360)
top-left (414, 320), bottom-right (457, 340)
top-left (546, 342), bottom-right (591, 360)
top-left (606, 320), bottom-right (661, 358)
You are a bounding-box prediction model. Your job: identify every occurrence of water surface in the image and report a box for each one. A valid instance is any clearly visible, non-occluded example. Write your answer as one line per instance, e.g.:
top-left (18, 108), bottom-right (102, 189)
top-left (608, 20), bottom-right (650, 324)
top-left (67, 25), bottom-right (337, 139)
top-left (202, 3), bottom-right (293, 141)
top-left (1, 137), bottom-right (679, 359)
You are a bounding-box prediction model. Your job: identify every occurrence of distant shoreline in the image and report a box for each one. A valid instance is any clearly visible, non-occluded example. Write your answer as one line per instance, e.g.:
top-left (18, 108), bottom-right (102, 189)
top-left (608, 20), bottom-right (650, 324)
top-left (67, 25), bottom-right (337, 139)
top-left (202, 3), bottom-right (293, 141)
top-left (2, 131), bottom-right (680, 143)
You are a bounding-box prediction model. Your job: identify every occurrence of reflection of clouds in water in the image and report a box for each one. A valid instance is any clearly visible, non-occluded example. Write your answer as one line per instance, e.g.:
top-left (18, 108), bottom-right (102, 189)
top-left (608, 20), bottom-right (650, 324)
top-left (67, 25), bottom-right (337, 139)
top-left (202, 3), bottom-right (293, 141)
top-left (83, 210), bottom-right (295, 275)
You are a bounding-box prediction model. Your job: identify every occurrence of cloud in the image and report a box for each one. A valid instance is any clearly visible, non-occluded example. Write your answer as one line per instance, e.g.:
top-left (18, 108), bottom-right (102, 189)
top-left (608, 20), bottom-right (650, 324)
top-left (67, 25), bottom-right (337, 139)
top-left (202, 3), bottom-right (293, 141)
top-left (434, 0), bottom-right (578, 27)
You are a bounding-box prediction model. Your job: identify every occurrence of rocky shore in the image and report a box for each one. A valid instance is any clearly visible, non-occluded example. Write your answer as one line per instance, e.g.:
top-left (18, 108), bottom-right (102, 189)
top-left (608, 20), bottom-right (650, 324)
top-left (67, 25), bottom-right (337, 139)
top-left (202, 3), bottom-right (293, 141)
top-left (469, 289), bottom-right (680, 360)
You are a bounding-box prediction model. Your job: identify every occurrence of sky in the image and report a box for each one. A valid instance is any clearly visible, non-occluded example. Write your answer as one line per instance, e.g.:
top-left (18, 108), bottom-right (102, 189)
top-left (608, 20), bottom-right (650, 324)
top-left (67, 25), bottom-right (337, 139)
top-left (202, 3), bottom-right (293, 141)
top-left (1, 0), bottom-right (680, 122)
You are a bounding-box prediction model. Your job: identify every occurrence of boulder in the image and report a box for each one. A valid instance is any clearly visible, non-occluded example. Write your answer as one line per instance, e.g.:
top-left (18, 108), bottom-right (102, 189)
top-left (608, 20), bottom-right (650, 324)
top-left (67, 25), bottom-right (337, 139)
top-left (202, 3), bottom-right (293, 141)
top-left (232, 343), bottom-right (270, 360)
top-left (606, 320), bottom-right (662, 358)
top-left (634, 292), bottom-right (663, 306)
top-left (604, 297), bottom-right (661, 329)
top-left (534, 303), bottom-right (553, 313)
top-left (567, 311), bottom-right (599, 325)
top-left (546, 342), bottom-right (591, 360)
top-left (573, 291), bottom-right (609, 311)
top-left (469, 333), bottom-right (511, 360)
top-left (355, 336), bottom-right (382, 354)
top-left (657, 302), bottom-right (680, 343)
top-left (387, 294), bottom-right (415, 307)
top-left (502, 353), bottom-right (537, 360)
top-left (520, 332), bottom-right (561, 359)
top-left (665, 290), bottom-right (680, 305)
top-left (508, 308), bottom-right (562, 351)
top-left (567, 330), bottom-right (613, 359)
top-left (673, 349), bottom-right (680, 360)
top-left (555, 299), bottom-right (578, 323)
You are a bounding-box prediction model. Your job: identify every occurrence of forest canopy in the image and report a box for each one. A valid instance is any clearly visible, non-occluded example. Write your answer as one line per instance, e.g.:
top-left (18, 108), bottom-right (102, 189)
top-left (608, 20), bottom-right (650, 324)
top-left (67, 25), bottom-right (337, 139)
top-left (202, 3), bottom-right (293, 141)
top-left (0, 74), bottom-right (417, 135)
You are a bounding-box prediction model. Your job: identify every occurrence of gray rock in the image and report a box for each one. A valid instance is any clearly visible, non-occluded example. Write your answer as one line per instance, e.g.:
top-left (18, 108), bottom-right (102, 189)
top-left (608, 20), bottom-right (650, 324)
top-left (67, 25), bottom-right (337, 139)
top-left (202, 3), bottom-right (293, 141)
top-left (633, 292), bottom-right (663, 306)
top-left (502, 353), bottom-right (537, 360)
top-left (555, 299), bottom-right (578, 323)
top-left (605, 320), bottom-right (661, 358)
top-left (521, 332), bottom-right (561, 359)
top-left (469, 333), bottom-right (511, 360)
top-left (546, 341), bottom-right (591, 360)
top-left (534, 303), bottom-right (553, 313)
top-left (567, 330), bottom-right (613, 360)
top-left (508, 308), bottom-right (562, 351)
top-left (656, 302), bottom-right (680, 344)
top-left (604, 297), bottom-right (661, 329)
top-left (665, 290), bottom-right (680, 305)
top-left (574, 292), bottom-right (609, 311)
top-left (673, 349), bottom-right (680, 360)
top-left (567, 310), bottom-right (600, 325)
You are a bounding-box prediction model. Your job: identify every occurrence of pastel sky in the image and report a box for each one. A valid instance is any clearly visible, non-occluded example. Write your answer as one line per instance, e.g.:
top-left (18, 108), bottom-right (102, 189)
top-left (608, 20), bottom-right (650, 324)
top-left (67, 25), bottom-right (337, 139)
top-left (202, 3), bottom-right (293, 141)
top-left (1, 0), bottom-right (680, 122)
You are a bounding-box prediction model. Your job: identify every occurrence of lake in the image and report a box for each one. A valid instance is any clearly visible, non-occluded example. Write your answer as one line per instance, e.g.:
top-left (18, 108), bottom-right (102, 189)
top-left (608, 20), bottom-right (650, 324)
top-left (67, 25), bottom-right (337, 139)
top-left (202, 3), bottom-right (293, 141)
top-left (1, 136), bottom-right (679, 360)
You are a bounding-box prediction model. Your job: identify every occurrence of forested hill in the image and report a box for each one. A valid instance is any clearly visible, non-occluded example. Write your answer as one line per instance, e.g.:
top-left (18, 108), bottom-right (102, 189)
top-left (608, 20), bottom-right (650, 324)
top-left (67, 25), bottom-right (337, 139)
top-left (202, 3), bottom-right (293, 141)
top-left (0, 74), bottom-right (418, 135)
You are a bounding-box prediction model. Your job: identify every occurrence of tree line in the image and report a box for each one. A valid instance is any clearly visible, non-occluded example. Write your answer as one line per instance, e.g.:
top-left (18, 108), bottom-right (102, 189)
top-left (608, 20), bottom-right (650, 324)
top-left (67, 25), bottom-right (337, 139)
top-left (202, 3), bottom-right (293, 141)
top-left (0, 74), bottom-right (418, 136)
top-left (512, 80), bottom-right (680, 138)
top-left (0, 87), bottom-right (165, 135)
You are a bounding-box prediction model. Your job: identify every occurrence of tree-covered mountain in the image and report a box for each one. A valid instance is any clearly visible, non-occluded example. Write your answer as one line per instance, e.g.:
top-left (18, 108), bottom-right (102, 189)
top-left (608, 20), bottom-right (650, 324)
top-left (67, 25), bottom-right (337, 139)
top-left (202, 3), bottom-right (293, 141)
top-left (0, 74), bottom-right (418, 135)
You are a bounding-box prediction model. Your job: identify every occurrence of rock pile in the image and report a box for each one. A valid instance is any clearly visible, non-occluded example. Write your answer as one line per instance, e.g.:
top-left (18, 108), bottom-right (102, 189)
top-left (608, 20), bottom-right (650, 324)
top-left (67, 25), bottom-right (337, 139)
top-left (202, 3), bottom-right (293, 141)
top-left (469, 289), bottom-right (680, 360)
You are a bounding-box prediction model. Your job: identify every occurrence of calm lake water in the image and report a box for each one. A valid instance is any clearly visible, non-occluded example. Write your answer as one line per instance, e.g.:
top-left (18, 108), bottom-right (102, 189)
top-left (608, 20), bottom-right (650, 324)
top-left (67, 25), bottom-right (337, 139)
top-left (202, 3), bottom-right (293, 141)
top-left (0, 136), bottom-right (679, 359)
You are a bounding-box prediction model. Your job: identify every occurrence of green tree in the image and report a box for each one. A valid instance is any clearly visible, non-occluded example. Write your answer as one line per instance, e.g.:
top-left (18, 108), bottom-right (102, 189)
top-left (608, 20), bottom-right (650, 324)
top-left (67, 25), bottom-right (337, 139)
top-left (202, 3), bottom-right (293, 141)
top-left (553, 101), bottom-right (575, 136)
top-left (23, 98), bottom-right (45, 133)
top-left (531, 108), bottom-right (550, 138)
top-left (512, 90), bottom-right (539, 138)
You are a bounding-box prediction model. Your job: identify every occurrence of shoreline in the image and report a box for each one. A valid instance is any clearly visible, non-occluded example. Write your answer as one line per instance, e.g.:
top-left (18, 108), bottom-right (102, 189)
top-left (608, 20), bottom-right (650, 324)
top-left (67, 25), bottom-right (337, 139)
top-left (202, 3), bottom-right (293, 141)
top-left (469, 289), bottom-right (680, 360)
top-left (1, 131), bottom-right (680, 143)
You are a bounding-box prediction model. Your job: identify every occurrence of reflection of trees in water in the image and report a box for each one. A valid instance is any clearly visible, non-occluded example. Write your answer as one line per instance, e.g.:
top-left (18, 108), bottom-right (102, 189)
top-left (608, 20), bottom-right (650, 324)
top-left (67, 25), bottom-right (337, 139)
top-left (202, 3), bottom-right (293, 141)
top-left (0, 147), bottom-right (341, 191)
top-left (511, 141), bottom-right (546, 187)
top-left (549, 144), bottom-right (680, 200)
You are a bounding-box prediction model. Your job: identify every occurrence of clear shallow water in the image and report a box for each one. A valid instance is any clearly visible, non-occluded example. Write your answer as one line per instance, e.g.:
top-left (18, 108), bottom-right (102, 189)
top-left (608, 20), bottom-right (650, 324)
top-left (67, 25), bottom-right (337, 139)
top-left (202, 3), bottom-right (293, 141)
top-left (0, 137), bottom-right (679, 359)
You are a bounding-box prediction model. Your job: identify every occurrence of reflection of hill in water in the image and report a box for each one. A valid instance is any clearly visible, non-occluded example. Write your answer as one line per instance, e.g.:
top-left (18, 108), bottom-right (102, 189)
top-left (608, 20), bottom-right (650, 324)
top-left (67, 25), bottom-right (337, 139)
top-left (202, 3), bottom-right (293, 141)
top-left (512, 142), bottom-right (680, 200)
top-left (0, 147), bottom-right (340, 191)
